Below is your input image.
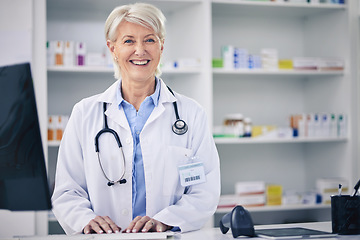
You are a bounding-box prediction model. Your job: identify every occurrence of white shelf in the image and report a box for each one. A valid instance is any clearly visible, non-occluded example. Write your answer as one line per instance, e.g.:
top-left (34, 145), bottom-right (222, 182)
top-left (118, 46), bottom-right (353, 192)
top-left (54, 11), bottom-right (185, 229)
top-left (214, 137), bottom-right (347, 144)
top-left (47, 0), bottom-right (203, 21)
top-left (212, 68), bottom-right (344, 76)
top-left (49, 137), bottom-right (347, 147)
top-left (212, 0), bottom-right (346, 18)
top-left (48, 141), bottom-right (61, 147)
top-left (216, 204), bottom-right (330, 214)
top-left (47, 65), bottom-right (113, 73)
top-left (47, 66), bottom-right (201, 75)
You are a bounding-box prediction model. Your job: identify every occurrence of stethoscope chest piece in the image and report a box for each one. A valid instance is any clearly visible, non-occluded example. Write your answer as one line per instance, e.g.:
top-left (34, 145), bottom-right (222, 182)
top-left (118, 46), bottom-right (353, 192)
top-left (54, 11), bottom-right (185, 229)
top-left (172, 119), bottom-right (188, 135)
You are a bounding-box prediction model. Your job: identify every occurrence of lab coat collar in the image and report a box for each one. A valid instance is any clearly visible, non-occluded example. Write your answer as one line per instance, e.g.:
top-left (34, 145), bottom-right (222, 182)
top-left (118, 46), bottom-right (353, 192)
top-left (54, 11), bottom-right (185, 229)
top-left (96, 78), bottom-right (176, 107)
top-left (95, 78), bottom-right (177, 129)
top-left (116, 77), bottom-right (161, 109)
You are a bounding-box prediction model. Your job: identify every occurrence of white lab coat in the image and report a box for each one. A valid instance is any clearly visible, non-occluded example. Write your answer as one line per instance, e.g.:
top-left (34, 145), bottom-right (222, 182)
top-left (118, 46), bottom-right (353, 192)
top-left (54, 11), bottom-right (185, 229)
top-left (51, 78), bottom-right (220, 234)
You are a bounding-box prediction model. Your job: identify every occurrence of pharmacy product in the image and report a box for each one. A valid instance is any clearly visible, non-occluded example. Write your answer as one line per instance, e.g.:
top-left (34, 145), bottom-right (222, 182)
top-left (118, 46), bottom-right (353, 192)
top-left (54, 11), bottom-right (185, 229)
top-left (338, 114), bottom-right (347, 137)
top-left (76, 42), bottom-right (86, 66)
top-left (244, 117), bottom-right (252, 137)
top-left (261, 48), bottom-right (278, 70)
top-left (222, 45), bottom-right (234, 69)
top-left (330, 113), bottom-right (337, 137)
top-left (55, 41), bottom-right (64, 66)
top-left (293, 57), bottom-right (318, 70)
top-left (63, 41), bottom-right (75, 66)
top-left (223, 113), bottom-right (244, 137)
top-left (47, 41), bottom-right (55, 66)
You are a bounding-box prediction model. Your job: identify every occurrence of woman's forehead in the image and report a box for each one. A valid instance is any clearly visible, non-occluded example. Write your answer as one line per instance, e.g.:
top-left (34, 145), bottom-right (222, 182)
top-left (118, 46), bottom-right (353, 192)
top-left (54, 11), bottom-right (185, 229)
top-left (117, 21), bottom-right (156, 37)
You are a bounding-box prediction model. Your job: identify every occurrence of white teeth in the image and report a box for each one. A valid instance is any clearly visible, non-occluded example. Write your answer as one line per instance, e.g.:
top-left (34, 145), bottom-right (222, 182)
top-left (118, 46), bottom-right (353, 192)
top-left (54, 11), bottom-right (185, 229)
top-left (132, 60), bottom-right (148, 65)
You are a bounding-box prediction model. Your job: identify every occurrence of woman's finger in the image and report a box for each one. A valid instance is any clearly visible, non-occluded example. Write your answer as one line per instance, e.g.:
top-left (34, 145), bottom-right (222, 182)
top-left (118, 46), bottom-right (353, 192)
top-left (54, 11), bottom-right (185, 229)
top-left (87, 218), bottom-right (104, 234)
top-left (124, 216), bottom-right (142, 233)
top-left (141, 219), bottom-right (155, 232)
top-left (83, 216), bottom-right (119, 234)
top-left (132, 216), bottom-right (151, 233)
top-left (103, 216), bottom-right (121, 233)
top-left (94, 216), bottom-right (112, 234)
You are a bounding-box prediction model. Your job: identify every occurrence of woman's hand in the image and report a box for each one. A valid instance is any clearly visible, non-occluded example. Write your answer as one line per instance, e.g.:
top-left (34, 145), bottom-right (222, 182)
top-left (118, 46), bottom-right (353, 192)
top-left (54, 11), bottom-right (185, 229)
top-left (83, 216), bottom-right (121, 234)
top-left (124, 216), bottom-right (171, 233)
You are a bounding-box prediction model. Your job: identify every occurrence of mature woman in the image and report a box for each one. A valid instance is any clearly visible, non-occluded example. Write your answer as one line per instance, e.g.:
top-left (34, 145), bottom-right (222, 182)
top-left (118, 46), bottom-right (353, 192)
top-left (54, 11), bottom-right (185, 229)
top-left (52, 3), bottom-right (220, 235)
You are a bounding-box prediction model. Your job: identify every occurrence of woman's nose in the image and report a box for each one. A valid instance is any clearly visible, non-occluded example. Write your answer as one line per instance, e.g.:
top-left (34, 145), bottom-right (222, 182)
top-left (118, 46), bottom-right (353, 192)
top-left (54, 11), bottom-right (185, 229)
top-left (134, 42), bottom-right (146, 56)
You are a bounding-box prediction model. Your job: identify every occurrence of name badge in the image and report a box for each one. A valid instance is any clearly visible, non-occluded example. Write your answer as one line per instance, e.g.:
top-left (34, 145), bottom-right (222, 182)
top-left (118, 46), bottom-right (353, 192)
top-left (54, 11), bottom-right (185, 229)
top-left (178, 162), bottom-right (206, 187)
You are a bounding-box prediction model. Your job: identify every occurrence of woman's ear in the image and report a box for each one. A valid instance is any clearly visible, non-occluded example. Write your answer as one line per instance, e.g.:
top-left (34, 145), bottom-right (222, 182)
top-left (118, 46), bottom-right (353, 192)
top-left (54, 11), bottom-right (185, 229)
top-left (107, 40), bottom-right (115, 53)
top-left (160, 39), bottom-right (165, 53)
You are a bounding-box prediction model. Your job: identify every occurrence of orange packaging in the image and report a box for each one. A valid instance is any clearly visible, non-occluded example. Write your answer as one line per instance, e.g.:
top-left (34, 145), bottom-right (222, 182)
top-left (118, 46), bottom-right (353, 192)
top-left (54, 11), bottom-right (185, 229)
top-left (55, 41), bottom-right (64, 65)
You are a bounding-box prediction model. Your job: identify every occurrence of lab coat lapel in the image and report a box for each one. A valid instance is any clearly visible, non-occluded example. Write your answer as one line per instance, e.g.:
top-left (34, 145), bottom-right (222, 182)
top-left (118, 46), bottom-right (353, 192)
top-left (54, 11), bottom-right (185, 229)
top-left (105, 103), bottom-right (130, 131)
top-left (96, 80), bottom-right (130, 131)
top-left (145, 79), bottom-right (176, 126)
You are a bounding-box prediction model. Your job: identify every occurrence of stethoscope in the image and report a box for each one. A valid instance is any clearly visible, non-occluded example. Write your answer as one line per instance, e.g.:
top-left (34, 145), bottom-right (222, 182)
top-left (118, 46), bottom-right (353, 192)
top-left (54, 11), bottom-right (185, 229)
top-left (94, 86), bottom-right (188, 186)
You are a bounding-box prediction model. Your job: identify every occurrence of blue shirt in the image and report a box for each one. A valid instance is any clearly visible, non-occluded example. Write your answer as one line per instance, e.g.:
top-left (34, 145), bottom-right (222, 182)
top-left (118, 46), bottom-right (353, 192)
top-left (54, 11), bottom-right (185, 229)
top-left (116, 78), bottom-right (160, 219)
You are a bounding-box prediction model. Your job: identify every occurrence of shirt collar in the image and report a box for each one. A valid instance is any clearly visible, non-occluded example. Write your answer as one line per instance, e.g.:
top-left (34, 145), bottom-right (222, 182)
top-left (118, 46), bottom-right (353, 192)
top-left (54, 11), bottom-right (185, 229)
top-left (116, 77), bottom-right (161, 108)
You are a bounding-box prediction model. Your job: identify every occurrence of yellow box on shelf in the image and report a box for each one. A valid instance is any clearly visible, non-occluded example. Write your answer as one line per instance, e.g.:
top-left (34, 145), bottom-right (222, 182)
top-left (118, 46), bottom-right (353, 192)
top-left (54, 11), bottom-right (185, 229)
top-left (252, 125), bottom-right (277, 138)
top-left (278, 59), bottom-right (293, 70)
top-left (266, 184), bottom-right (283, 206)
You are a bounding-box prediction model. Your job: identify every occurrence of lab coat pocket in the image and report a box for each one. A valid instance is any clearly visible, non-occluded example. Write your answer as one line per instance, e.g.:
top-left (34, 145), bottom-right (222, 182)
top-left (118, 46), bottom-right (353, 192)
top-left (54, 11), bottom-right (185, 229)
top-left (163, 146), bottom-right (193, 199)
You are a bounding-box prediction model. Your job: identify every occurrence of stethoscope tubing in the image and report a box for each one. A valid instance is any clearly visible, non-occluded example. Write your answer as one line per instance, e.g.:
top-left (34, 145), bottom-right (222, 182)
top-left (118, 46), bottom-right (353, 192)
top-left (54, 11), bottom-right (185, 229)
top-left (95, 102), bottom-right (126, 186)
top-left (95, 86), bottom-right (187, 186)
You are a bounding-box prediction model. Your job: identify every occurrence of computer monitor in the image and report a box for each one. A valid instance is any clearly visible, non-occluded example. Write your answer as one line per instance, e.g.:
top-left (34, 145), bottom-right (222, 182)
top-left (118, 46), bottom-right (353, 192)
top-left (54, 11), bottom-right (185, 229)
top-left (0, 62), bottom-right (52, 211)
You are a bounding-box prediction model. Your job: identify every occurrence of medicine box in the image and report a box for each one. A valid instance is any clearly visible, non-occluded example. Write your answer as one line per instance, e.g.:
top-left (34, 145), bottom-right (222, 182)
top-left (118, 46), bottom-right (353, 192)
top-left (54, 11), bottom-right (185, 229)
top-left (318, 58), bottom-right (344, 71)
top-left (75, 42), bottom-right (86, 66)
top-left (293, 57), bottom-right (318, 70)
top-left (54, 41), bottom-right (64, 66)
top-left (174, 58), bottom-right (201, 69)
top-left (222, 45), bottom-right (234, 69)
top-left (266, 184), bottom-right (283, 206)
top-left (86, 52), bottom-right (106, 66)
top-left (316, 178), bottom-right (349, 204)
top-left (235, 181), bottom-right (266, 195)
top-left (218, 194), bottom-right (266, 208)
top-left (63, 41), bottom-right (75, 66)
top-left (212, 58), bottom-right (223, 68)
top-left (278, 59), bottom-right (293, 70)
top-left (261, 48), bottom-right (278, 70)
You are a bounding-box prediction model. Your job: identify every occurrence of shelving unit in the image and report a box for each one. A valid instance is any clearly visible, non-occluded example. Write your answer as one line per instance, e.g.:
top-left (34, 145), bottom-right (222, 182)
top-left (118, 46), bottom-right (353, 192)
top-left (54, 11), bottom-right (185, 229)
top-left (214, 137), bottom-right (347, 145)
top-left (216, 204), bottom-right (330, 214)
top-left (213, 68), bottom-right (344, 76)
top-left (48, 65), bottom-right (202, 74)
top-left (43, 0), bottom-right (359, 233)
top-left (211, 0), bottom-right (357, 225)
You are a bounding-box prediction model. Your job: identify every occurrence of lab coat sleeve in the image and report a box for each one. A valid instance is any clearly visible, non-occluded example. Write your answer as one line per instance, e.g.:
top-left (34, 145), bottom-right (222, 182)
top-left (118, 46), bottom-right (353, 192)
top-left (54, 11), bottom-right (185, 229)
top-left (51, 103), bottom-right (96, 234)
top-left (152, 106), bottom-right (221, 232)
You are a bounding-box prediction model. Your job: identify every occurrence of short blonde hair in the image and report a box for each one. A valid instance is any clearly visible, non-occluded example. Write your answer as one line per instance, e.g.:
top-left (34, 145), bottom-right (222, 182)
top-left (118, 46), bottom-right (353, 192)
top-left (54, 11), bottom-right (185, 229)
top-left (105, 3), bottom-right (166, 79)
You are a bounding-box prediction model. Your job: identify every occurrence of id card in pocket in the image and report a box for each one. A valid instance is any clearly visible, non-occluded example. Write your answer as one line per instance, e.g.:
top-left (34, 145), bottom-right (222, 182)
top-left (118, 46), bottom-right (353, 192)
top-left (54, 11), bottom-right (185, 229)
top-left (178, 162), bottom-right (206, 187)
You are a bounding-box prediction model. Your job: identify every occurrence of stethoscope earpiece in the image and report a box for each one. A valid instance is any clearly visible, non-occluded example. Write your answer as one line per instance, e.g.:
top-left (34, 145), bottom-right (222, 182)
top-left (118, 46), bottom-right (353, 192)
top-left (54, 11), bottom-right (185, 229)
top-left (108, 179), bottom-right (126, 186)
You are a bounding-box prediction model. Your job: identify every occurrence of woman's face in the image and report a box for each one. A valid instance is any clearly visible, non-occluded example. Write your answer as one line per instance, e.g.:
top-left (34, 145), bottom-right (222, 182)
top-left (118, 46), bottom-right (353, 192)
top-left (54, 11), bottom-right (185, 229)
top-left (108, 21), bottom-right (163, 83)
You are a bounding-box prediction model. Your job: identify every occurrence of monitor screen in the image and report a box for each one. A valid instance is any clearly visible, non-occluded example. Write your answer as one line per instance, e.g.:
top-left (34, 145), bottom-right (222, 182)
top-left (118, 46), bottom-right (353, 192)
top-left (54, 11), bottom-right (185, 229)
top-left (0, 62), bottom-right (52, 211)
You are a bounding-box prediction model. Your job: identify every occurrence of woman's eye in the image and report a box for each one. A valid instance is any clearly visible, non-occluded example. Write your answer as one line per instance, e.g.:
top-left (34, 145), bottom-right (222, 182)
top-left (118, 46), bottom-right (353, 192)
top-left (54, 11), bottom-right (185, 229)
top-left (145, 38), bottom-right (155, 43)
top-left (124, 39), bottom-right (134, 44)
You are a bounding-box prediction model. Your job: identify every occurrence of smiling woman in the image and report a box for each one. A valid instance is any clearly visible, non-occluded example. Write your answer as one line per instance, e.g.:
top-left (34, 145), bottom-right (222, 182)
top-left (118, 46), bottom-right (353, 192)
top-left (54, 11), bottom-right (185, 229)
top-left (105, 3), bottom-right (166, 80)
top-left (51, 2), bottom-right (220, 236)
top-left (106, 21), bottom-right (164, 107)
